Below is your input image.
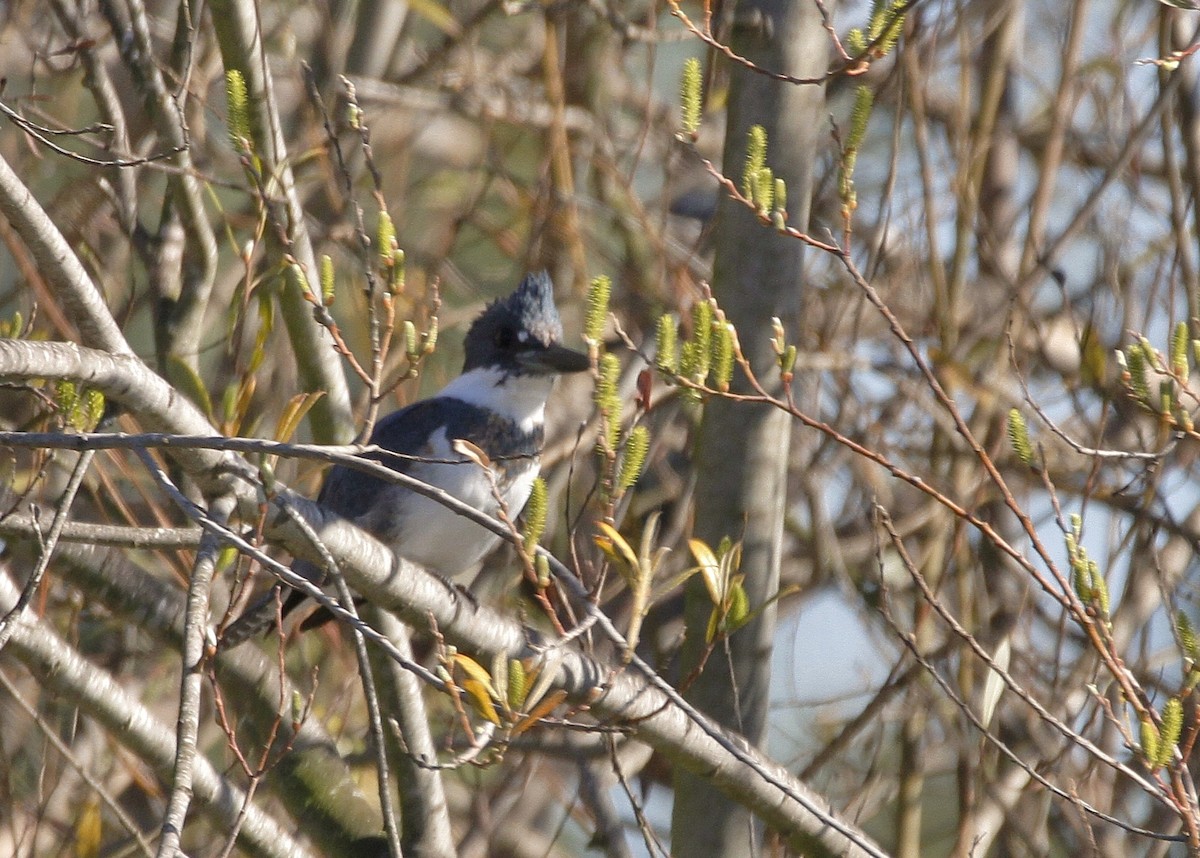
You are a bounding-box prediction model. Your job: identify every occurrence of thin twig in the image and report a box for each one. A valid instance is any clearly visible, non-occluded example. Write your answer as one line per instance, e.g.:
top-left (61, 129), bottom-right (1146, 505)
top-left (0, 671), bottom-right (157, 858)
top-left (0, 449), bottom-right (94, 651)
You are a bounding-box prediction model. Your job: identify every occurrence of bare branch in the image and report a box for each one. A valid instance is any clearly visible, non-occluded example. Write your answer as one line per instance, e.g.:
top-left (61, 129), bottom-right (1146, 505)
top-left (0, 571), bottom-right (317, 858)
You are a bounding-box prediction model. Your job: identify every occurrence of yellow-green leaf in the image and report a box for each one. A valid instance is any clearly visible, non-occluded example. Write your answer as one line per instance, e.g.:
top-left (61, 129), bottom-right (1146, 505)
top-left (689, 538), bottom-right (722, 606)
top-left (461, 677), bottom-right (501, 725)
top-left (274, 391), bottom-right (325, 443)
top-left (596, 522), bottom-right (640, 572)
top-left (725, 580), bottom-right (750, 632)
top-left (453, 653), bottom-right (499, 700)
top-left (74, 794), bottom-right (102, 858)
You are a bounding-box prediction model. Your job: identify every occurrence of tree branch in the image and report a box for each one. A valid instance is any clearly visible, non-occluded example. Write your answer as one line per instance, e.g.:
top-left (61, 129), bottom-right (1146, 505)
top-left (0, 571), bottom-right (316, 858)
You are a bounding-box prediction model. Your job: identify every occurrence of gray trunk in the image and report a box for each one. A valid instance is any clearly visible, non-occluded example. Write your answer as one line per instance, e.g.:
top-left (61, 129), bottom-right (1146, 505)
top-left (670, 0), bottom-right (828, 853)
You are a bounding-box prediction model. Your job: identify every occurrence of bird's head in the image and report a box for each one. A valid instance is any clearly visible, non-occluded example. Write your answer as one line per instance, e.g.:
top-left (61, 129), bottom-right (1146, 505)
top-left (462, 271), bottom-right (591, 377)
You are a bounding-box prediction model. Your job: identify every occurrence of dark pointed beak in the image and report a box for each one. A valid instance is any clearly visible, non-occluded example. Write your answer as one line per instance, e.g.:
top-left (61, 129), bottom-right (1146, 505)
top-left (518, 343), bottom-right (591, 374)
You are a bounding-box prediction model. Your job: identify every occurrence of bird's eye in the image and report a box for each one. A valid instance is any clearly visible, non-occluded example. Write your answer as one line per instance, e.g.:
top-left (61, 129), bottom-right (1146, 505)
top-left (494, 326), bottom-right (515, 349)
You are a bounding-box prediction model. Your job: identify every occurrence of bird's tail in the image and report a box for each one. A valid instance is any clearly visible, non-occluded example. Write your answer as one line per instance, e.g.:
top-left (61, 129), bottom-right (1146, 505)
top-left (218, 560), bottom-right (320, 649)
top-left (218, 584), bottom-right (285, 648)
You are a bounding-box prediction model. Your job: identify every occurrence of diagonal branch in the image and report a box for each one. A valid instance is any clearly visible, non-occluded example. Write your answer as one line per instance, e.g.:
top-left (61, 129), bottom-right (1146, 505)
top-left (0, 152), bottom-right (131, 355)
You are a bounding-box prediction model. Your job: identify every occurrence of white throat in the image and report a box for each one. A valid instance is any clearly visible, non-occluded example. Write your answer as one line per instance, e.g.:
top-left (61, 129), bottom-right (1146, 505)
top-left (436, 366), bottom-right (555, 432)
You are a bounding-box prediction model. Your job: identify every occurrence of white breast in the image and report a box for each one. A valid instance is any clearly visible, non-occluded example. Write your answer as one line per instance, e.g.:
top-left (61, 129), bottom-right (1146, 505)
top-left (357, 368), bottom-right (556, 579)
top-left (436, 367), bottom-right (554, 434)
top-left (368, 429), bottom-right (539, 580)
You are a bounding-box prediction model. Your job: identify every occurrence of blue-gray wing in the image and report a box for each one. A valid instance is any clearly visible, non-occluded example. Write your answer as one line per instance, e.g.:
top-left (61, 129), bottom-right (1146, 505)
top-left (317, 399), bottom-right (446, 520)
top-left (317, 397), bottom-right (542, 522)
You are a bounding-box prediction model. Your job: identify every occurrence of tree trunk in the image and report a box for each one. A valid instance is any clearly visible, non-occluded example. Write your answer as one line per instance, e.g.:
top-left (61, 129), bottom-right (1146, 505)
top-left (670, 0), bottom-right (828, 853)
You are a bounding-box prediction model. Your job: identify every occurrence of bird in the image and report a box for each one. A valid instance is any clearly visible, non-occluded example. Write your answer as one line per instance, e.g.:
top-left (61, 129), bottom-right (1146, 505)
top-left (221, 271), bottom-right (590, 647)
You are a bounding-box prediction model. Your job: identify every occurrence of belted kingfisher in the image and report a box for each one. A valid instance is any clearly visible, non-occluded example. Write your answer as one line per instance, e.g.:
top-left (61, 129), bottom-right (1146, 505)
top-left (223, 271), bottom-right (589, 646)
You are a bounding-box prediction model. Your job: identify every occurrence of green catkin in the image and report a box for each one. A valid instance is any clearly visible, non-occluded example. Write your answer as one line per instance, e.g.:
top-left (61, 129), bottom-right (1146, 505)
top-left (846, 28), bottom-right (867, 55)
top-left (377, 212), bottom-right (396, 271)
top-left (585, 276), bottom-right (611, 345)
top-left (780, 344), bottom-right (797, 377)
top-left (507, 659), bottom-right (528, 710)
top-left (1158, 698), bottom-right (1183, 768)
top-left (840, 87), bottom-right (873, 206)
top-left (390, 249), bottom-right (406, 294)
top-left (422, 317), bottom-right (439, 355)
top-left (773, 178), bottom-right (787, 217)
top-left (655, 315), bottom-right (679, 375)
top-left (848, 86), bottom-right (874, 153)
top-left (535, 554), bottom-right (551, 589)
top-left (1090, 562), bottom-right (1109, 617)
top-left (1072, 558), bottom-right (1092, 603)
top-left (618, 426), bottom-right (650, 491)
top-left (1179, 612), bottom-right (1199, 663)
top-left (1006, 408), bottom-right (1034, 466)
top-left (523, 477), bottom-right (547, 553)
top-left (82, 388), bottom-right (105, 431)
top-left (872, 1), bottom-right (907, 55)
top-left (224, 69), bottom-right (251, 149)
top-left (1141, 718), bottom-right (1160, 767)
top-left (742, 126), bottom-right (768, 199)
top-left (710, 323), bottom-right (734, 392)
top-left (680, 57), bottom-right (703, 136)
top-left (319, 254), bottom-right (336, 306)
top-left (596, 353), bottom-right (622, 452)
top-left (1125, 343), bottom-right (1150, 402)
top-left (404, 321), bottom-right (419, 360)
top-left (1172, 321), bottom-right (1189, 380)
top-left (690, 301), bottom-right (713, 377)
top-left (0, 311), bottom-right (22, 338)
top-left (55, 380), bottom-right (78, 426)
top-left (754, 166), bottom-right (774, 214)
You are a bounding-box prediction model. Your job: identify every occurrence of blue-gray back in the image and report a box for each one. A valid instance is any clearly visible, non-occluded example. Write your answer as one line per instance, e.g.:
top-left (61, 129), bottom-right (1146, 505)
top-left (318, 396), bottom-right (544, 524)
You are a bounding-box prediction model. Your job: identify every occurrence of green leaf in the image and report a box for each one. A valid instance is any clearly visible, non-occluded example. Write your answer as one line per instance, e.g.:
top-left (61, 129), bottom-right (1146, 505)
top-left (274, 391), bottom-right (324, 443)
top-left (453, 653), bottom-right (500, 701)
top-left (596, 521), bottom-right (640, 573)
top-left (725, 580), bottom-right (750, 632)
top-left (165, 356), bottom-right (215, 422)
